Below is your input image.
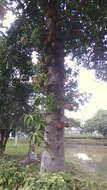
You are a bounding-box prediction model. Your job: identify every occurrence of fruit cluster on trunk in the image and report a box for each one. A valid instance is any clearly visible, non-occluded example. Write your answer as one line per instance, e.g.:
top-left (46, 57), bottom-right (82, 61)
top-left (40, 1), bottom-right (65, 172)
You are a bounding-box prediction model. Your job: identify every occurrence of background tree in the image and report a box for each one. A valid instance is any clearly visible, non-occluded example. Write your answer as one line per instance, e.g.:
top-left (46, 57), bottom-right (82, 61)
top-left (68, 118), bottom-right (81, 129)
top-left (82, 118), bottom-right (98, 134)
top-left (0, 30), bottom-right (34, 154)
top-left (65, 118), bottom-right (81, 135)
top-left (93, 110), bottom-right (107, 137)
top-left (0, 0), bottom-right (107, 172)
top-left (83, 110), bottom-right (107, 137)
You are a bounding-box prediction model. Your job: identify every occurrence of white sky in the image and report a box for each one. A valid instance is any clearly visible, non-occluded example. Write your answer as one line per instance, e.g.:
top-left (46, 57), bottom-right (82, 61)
top-left (1, 11), bottom-right (107, 122)
top-left (3, 11), bottom-right (15, 26)
top-left (0, 11), bottom-right (16, 33)
top-left (65, 57), bottom-right (107, 121)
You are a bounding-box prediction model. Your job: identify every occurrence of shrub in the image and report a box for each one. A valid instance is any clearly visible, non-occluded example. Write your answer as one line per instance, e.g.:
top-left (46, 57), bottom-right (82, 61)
top-left (0, 157), bottom-right (26, 190)
top-left (22, 173), bottom-right (107, 190)
top-left (0, 157), bottom-right (107, 190)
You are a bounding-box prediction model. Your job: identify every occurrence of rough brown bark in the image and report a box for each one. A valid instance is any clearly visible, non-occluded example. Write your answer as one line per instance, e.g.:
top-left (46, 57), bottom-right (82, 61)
top-left (40, 1), bottom-right (65, 172)
top-left (41, 125), bottom-right (64, 172)
top-left (40, 58), bottom-right (65, 172)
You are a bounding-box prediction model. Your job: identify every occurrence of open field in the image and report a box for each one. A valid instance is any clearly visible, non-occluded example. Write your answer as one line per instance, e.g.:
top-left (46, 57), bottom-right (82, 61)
top-left (3, 139), bottom-right (91, 176)
top-left (65, 138), bottom-right (107, 146)
top-left (3, 138), bottom-right (107, 178)
top-left (0, 138), bottom-right (107, 189)
top-left (5, 139), bottom-right (44, 174)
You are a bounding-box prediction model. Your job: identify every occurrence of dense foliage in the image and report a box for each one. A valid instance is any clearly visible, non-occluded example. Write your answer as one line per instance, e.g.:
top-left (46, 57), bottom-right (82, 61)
top-left (0, 157), bottom-right (107, 190)
top-left (0, 157), bottom-right (26, 190)
top-left (83, 110), bottom-right (107, 137)
top-left (68, 118), bottom-right (81, 128)
top-left (0, 31), bottom-right (34, 154)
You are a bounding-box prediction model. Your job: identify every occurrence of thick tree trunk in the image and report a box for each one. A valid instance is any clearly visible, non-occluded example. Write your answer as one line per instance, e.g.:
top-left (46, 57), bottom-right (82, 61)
top-left (40, 53), bottom-right (65, 172)
top-left (41, 125), bottom-right (64, 172)
top-left (41, 56), bottom-right (64, 172)
top-left (40, 1), bottom-right (65, 172)
top-left (40, 59), bottom-right (65, 172)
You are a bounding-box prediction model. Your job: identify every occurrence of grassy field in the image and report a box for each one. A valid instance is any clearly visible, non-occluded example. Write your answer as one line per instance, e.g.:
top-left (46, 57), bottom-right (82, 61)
top-left (4, 138), bottom-right (106, 179)
top-left (5, 139), bottom-right (28, 160)
top-left (4, 139), bottom-right (83, 175)
top-left (0, 138), bottom-right (107, 190)
top-left (65, 138), bottom-right (107, 146)
top-left (5, 139), bottom-right (44, 174)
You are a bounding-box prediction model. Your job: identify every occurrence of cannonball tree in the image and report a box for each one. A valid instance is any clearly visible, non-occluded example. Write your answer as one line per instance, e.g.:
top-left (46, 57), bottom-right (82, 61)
top-left (0, 0), bottom-right (107, 172)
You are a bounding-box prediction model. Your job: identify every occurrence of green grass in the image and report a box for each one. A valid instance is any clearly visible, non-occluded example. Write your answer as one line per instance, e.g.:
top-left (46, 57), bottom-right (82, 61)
top-left (6, 139), bottom-right (28, 153)
top-left (5, 139), bottom-right (29, 162)
top-left (4, 139), bottom-right (43, 174)
top-left (3, 138), bottom-right (107, 178)
top-left (6, 137), bottom-right (107, 159)
top-left (65, 138), bottom-right (107, 146)
top-left (0, 138), bottom-right (107, 189)
top-left (5, 139), bottom-right (83, 175)
top-left (64, 133), bottom-right (103, 138)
